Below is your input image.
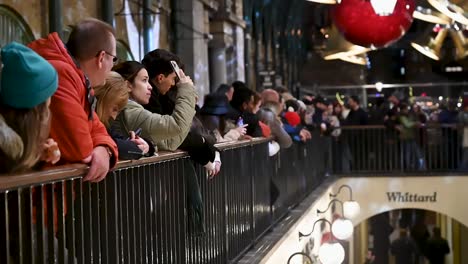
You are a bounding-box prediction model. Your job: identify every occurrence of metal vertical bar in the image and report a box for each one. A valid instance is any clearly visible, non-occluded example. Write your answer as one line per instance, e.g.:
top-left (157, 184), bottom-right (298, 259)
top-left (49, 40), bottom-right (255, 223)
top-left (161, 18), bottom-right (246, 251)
top-left (134, 167), bottom-right (142, 264)
top-left (56, 182), bottom-right (65, 264)
top-left (156, 164), bottom-right (164, 264)
top-left (99, 178), bottom-right (109, 264)
top-left (74, 180), bottom-right (84, 264)
top-left (106, 172), bottom-right (120, 264)
top-left (91, 182), bottom-right (101, 263)
top-left (37, 186), bottom-right (46, 264)
top-left (1, 191), bottom-right (11, 264)
top-left (83, 182), bottom-right (93, 263)
top-left (16, 189), bottom-right (24, 264)
top-left (148, 165), bottom-right (157, 264)
top-left (121, 169), bottom-right (131, 264)
top-left (142, 166), bottom-right (149, 264)
top-left (24, 187), bottom-right (34, 264)
top-left (48, 0), bottom-right (62, 36)
top-left (46, 184), bottom-right (55, 264)
top-left (65, 181), bottom-right (75, 264)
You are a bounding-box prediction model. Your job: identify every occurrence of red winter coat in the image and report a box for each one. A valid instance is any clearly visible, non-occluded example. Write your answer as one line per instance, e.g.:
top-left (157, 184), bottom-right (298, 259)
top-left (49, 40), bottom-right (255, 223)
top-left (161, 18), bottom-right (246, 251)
top-left (29, 33), bottom-right (118, 166)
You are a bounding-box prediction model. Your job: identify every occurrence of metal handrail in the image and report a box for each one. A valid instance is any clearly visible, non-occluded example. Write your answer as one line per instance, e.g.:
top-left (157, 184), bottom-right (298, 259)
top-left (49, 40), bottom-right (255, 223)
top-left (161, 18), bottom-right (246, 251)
top-left (0, 138), bottom-right (271, 191)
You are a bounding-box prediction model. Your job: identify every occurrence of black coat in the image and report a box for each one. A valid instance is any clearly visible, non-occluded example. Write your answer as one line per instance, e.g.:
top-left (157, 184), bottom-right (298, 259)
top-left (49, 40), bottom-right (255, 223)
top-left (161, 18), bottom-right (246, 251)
top-left (109, 129), bottom-right (156, 160)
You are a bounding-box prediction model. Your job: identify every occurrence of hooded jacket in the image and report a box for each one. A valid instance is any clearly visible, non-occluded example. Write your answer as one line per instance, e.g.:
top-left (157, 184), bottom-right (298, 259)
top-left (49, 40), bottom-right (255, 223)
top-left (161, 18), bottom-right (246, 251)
top-left (28, 33), bottom-right (118, 166)
top-left (112, 82), bottom-right (197, 151)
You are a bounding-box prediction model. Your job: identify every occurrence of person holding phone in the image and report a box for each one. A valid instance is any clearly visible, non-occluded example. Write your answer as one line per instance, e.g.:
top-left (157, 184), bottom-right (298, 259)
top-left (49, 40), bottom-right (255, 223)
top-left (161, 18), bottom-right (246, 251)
top-left (111, 58), bottom-right (197, 151)
top-left (94, 71), bottom-right (154, 160)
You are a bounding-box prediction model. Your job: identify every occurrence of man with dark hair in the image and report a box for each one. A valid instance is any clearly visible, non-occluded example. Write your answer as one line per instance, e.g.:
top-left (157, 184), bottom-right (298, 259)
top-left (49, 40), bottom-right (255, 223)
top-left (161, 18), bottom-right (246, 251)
top-left (141, 49), bottom-right (197, 151)
top-left (345, 95), bottom-right (368, 126)
top-left (29, 18), bottom-right (118, 182)
top-left (216, 84), bottom-right (234, 102)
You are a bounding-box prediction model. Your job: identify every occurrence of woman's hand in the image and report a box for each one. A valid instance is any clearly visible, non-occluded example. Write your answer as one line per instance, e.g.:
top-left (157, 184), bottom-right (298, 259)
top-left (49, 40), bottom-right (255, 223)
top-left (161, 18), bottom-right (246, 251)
top-left (235, 124), bottom-right (248, 136)
top-left (129, 131), bottom-right (149, 154)
top-left (41, 138), bottom-right (61, 164)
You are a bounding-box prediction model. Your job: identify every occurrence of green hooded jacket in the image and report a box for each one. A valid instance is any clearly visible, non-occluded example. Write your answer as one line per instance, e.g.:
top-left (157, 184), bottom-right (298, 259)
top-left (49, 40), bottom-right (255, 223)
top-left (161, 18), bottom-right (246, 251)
top-left (112, 82), bottom-right (197, 151)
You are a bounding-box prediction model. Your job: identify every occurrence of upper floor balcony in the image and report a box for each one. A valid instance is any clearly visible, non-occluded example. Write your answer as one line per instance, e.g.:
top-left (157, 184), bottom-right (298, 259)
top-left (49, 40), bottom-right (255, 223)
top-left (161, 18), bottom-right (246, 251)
top-left (0, 125), bottom-right (466, 263)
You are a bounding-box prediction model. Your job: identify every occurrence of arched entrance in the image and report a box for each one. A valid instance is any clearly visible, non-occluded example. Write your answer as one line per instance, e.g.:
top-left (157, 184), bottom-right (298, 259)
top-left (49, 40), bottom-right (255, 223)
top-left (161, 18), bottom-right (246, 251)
top-left (0, 5), bottom-right (34, 46)
top-left (351, 209), bottom-right (468, 264)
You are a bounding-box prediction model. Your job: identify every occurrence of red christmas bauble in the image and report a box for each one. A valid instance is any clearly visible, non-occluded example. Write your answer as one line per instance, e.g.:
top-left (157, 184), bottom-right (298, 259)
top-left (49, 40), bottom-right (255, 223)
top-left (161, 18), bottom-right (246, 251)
top-left (331, 0), bottom-right (416, 48)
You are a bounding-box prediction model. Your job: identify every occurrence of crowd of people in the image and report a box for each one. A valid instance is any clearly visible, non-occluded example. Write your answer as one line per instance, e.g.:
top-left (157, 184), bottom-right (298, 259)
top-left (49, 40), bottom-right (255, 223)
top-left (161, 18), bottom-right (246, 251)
top-left (0, 18), bottom-right (316, 180)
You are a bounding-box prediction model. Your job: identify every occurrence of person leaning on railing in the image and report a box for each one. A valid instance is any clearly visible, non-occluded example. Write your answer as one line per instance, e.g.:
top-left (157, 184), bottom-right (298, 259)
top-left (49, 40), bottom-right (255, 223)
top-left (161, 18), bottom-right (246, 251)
top-left (141, 49), bottom-right (221, 177)
top-left (0, 42), bottom-right (60, 174)
top-left (198, 93), bottom-right (248, 143)
top-left (94, 71), bottom-right (156, 160)
top-left (29, 18), bottom-right (118, 182)
top-left (111, 60), bottom-right (197, 151)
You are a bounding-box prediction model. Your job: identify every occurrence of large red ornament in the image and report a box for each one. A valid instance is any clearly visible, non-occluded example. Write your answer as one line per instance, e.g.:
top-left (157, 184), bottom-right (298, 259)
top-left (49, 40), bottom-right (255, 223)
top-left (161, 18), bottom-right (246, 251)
top-left (331, 0), bottom-right (416, 48)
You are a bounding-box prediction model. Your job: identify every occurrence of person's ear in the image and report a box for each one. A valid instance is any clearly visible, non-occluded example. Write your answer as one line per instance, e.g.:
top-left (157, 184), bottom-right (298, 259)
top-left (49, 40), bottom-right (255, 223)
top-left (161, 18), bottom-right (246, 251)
top-left (96, 50), bottom-right (105, 69)
top-left (156, 74), bottom-right (165, 83)
top-left (125, 80), bottom-right (132, 92)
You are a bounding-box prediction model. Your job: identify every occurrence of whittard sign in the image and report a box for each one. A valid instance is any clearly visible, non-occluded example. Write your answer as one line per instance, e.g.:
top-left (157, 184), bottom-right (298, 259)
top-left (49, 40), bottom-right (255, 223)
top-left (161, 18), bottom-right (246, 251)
top-left (386, 192), bottom-right (437, 203)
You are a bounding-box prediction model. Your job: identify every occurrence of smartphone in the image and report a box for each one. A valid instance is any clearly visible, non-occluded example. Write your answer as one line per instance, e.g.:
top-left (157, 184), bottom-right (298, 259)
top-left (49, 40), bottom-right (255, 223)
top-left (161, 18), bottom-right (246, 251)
top-left (127, 128), bottom-right (142, 140)
top-left (170, 60), bottom-right (181, 83)
top-left (237, 117), bottom-right (244, 127)
top-left (134, 128), bottom-right (142, 136)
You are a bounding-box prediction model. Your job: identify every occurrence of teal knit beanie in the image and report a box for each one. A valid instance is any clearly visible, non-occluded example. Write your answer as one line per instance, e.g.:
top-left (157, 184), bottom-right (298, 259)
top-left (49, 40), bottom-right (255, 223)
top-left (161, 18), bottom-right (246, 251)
top-left (0, 42), bottom-right (58, 109)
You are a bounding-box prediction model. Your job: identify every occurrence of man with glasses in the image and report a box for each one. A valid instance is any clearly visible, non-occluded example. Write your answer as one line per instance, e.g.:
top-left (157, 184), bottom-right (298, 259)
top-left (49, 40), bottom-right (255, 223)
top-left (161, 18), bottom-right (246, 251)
top-left (29, 18), bottom-right (118, 182)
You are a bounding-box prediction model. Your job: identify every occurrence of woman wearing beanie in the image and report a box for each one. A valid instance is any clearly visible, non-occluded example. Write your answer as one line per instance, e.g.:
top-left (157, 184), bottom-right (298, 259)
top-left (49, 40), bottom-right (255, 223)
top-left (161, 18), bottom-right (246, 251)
top-left (94, 71), bottom-right (155, 160)
top-left (0, 42), bottom-right (60, 173)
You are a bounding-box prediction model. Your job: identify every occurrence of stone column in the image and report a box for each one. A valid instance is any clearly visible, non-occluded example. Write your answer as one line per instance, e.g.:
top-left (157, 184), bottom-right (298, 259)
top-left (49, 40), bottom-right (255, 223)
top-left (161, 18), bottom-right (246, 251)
top-left (209, 45), bottom-right (228, 91)
top-left (175, 0), bottom-right (216, 103)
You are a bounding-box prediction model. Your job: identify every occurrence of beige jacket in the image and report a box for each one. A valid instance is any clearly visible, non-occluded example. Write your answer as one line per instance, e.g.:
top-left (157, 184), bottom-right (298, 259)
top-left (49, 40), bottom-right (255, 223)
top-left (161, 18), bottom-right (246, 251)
top-left (112, 83), bottom-right (197, 151)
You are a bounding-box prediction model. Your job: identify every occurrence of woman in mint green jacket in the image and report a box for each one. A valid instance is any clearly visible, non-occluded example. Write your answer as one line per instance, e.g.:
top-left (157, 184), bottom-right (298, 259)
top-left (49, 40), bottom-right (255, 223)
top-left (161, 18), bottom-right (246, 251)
top-left (111, 61), bottom-right (197, 151)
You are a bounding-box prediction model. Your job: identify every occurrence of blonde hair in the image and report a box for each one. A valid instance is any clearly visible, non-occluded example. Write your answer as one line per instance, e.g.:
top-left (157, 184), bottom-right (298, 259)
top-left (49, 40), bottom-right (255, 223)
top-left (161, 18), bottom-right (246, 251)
top-left (0, 102), bottom-right (51, 173)
top-left (94, 71), bottom-right (129, 127)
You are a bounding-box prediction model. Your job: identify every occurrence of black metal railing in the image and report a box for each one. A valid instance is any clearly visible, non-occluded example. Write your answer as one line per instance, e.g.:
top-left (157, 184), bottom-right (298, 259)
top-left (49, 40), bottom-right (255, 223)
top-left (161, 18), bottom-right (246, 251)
top-left (334, 124), bottom-right (464, 174)
top-left (0, 134), bottom-right (330, 264)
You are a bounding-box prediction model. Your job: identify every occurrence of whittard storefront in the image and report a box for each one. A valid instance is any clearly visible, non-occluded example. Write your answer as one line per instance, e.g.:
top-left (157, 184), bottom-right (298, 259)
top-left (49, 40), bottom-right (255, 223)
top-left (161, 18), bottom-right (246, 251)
top-left (260, 176), bottom-right (468, 264)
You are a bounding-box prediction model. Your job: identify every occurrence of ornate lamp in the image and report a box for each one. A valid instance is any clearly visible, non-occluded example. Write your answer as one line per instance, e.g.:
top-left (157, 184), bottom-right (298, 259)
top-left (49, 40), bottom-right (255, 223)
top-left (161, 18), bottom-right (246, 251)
top-left (449, 27), bottom-right (468, 60)
top-left (413, 5), bottom-right (451, 24)
top-left (331, 0), bottom-right (416, 48)
top-left (428, 0), bottom-right (468, 26)
top-left (298, 218), bottom-right (346, 264)
top-left (317, 199), bottom-right (354, 240)
top-left (411, 27), bottom-right (449, 60)
top-left (320, 24), bottom-right (370, 60)
top-left (329, 185), bottom-right (361, 219)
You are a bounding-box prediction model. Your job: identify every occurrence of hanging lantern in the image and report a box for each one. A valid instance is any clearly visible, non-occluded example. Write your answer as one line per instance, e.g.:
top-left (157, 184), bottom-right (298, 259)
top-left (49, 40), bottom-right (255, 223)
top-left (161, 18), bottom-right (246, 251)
top-left (331, 218), bottom-right (354, 240)
top-left (318, 242), bottom-right (345, 264)
top-left (343, 200), bottom-right (361, 219)
top-left (331, 0), bottom-right (416, 48)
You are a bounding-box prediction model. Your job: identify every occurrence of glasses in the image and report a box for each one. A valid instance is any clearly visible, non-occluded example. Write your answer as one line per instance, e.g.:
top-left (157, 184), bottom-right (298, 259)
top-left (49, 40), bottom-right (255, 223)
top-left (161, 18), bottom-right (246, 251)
top-left (96, 50), bottom-right (119, 64)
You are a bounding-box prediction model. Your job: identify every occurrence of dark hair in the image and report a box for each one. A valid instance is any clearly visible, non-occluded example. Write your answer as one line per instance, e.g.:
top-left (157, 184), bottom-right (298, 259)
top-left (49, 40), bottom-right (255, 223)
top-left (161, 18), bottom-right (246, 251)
top-left (216, 84), bottom-right (231, 95)
top-left (66, 18), bottom-right (115, 60)
top-left (231, 87), bottom-right (253, 112)
top-left (285, 99), bottom-right (299, 112)
top-left (232, 81), bottom-right (248, 92)
top-left (112, 61), bottom-right (145, 83)
top-left (141, 49), bottom-right (182, 79)
top-left (350, 95), bottom-right (360, 104)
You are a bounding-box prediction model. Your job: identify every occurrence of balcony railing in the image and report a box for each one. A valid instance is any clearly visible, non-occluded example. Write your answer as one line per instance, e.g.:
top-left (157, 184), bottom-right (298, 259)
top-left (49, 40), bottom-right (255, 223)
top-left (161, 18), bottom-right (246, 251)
top-left (333, 124), bottom-right (463, 174)
top-left (0, 135), bottom-right (329, 264)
